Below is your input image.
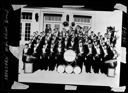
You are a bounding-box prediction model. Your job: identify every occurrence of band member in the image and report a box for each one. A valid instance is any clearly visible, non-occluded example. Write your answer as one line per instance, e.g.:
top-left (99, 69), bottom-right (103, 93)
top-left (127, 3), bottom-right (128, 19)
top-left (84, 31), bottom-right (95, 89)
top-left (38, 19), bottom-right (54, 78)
top-left (106, 44), bottom-right (118, 68)
top-left (33, 39), bottom-right (40, 57)
top-left (100, 37), bottom-right (105, 46)
top-left (40, 31), bottom-right (45, 36)
top-left (46, 33), bottom-right (52, 43)
top-left (76, 40), bottom-right (85, 70)
top-left (22, 43), bottom-right (30, 63)
top-left (107, 27), bottom-right (117, 45)
top-left (83, 38), bottom-right (89, 71)
top-left (93, 42), bottom-right (103, 73)
top-left (104, 33), bottom-right (108, 42)
top-left (86, 41), bottom-right (95, 73)
top-left (40, 44), bottom-right (49, 70)
top-left (89, 31), bottom-right (95, 40)
top-left (62, 28), bottom-right (66, 37)
top-left (38, 31), bottom-right (46, 49)
top-left (110, 43), bottom-right (118, 60)
top-left (101, 44), bottom-right (110, 74)
top-left (45, 24), bottom-right (52, 34)
top-left (27, 41), bottom-right (34, 55)
top-left (106, 38), bottom-right (111, 47)
top-left (31, 32), bottom-right (40, 45)
top-left (75, 25), bottom-right (81, 35)
top-left (97, 32), bottom-right (101, 40)
top-left (32, 39), bottom-right (42, 71)
top-left (53, 28), bottom-right (59, 37)
top-left (48, 43), bottom-right (56, 71)
top-left (63, 37), bottom-right (69, 51)
top-left (68, 36), bottom-right (76, 50)
top-left (56, 42), bottom-right (65, 66)
top-left (74, 35), bottom-right (79, 49)
top-left (32, 32), bottom-right (38, 41)
top-left (111, 35), bottom-right (117, 47)
top-left (92, 35), bottom-right (96, 43)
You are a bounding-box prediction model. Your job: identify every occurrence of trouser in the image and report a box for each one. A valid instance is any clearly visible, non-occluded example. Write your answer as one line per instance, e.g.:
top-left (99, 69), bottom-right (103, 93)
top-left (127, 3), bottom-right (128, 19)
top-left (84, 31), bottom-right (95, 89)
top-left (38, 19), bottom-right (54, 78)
top-left (33, 58), bottom-right (40, 72)
top-left (76, 58), bottom-right (84, 69)
top-left (41, 56), bottom-right (49, 70)
top-left (56, 55), bottom-right (64, 66)
top-left (86, 55), bottom-right (93, 73)
top-left (49, 58), bottom-right (56, 71)
top-left (101, 57), bottom-right (109, 74)
top-left (93, 57), bottom-right (101, 73)
top-left (100, 61), bottom-right (105, 73)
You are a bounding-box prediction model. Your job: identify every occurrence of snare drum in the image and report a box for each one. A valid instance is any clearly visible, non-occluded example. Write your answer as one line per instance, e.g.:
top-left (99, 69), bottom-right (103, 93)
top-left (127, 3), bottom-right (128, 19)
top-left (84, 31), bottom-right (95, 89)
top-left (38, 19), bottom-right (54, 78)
top-left (65, 65), bottom-right (73, 74)
top-left (57, 65), bottom-right (65, 73)
top-left (73, 66), bottom-right (81, 74)
top-left (64, 50), bottom-right (76, 63)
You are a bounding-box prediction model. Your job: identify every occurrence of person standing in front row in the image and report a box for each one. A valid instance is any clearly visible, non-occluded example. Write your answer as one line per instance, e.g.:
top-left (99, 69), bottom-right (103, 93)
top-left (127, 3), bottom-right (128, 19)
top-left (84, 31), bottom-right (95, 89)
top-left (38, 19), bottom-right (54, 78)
top-left (86, 40), bottom-right (96, 73)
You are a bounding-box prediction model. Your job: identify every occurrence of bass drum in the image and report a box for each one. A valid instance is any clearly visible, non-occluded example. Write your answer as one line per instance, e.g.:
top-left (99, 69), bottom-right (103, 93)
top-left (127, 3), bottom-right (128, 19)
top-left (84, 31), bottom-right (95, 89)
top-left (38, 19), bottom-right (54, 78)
top-left (73, 66), bottom-right (81, 74)
top-left (65, 65), bottom-right (73, 74)
top-left (64, 50), bottom-right (76, 63)
top-left (57, 65), bottom-right (65, 73)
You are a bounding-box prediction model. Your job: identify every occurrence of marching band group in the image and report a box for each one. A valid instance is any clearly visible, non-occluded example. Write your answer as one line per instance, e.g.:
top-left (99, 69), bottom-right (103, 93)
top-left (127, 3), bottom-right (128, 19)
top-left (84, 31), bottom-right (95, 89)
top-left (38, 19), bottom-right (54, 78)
top-left (22, 24), bottom-right (118, 75)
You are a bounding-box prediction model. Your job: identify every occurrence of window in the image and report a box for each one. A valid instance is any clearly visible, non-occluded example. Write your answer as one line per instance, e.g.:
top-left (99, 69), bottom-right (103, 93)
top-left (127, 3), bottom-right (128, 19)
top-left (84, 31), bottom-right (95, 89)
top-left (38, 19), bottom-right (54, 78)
top-left (44, 14), bottom-right (62, 21)
top-left (21, 12), bottom-right (32, 20)
top-left (54, 24), bottom-right (60, 30)
top-left (74, 15), bottom-right (92, 23)
top-left (25, 23), bottom-right (31, 41)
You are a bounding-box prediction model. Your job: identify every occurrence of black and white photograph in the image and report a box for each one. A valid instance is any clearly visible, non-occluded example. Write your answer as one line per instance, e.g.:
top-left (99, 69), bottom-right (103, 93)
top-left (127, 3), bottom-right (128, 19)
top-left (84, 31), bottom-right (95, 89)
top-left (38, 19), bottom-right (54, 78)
top-left (0, 0), bottom-right (128, 93)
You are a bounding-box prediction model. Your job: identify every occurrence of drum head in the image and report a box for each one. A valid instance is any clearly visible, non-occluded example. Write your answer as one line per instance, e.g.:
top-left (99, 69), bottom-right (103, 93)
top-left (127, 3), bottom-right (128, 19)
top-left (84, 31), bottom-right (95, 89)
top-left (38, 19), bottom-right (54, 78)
top-left (74, 66), bottom-right (81, 74)
top-left (64, 50), bottom-right (76, 62)
top-left (57, 65), bottom-right (65, 73)
top-left (65, 65), bottom-right (73, 74)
